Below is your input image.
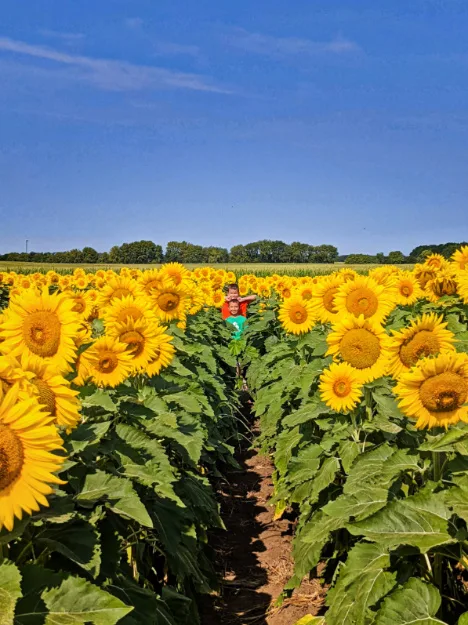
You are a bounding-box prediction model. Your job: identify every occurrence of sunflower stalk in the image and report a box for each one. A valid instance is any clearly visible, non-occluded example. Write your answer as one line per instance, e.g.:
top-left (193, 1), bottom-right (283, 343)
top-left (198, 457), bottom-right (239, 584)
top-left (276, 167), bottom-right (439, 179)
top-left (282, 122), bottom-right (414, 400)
top-left (363, 386), bottom-right (374, 422)
top-left (432, 451), bottom-right (444, 591)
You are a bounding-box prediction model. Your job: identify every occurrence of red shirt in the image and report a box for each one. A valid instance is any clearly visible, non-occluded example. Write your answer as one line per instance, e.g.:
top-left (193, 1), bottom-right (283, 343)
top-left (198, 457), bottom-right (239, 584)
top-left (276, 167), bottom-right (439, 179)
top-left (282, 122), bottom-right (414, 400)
top-left (222, 301), bottom-right (248, 320)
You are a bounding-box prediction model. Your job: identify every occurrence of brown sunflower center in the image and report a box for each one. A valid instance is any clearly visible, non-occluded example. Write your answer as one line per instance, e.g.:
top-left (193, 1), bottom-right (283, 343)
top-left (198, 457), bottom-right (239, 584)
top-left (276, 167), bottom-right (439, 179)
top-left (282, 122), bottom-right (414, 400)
top-left (0, 425), bottom-right (24, 491)
top-left (72, 298), bottom-right (86, 314)
top-left (22, 310), bottom-right (61, 358)
top-left (111, 288), bottom-right (131, 300)
top-left (323, 287), bottom-right (339, 313)
top-left (120, 331), bottom-right (145, 358)
top-left (33, 378), bottom-right (57, 416)
top-left (400, 282), bottom-right (413, 297)
top-left (289, 304), bottom-right (307, 324)
top-left (419, 372), bottom-right (468, 413)
top-left (333, 379), bottom-right (351, 398)
top-left (97, 351), bottom-right (119, 374)
top-left (157, 292), bottom-right (180, 312)
top-left (282, 288), bottom-right (291, 298)
top-left (116, 307), bottom-right (143, 323)
top-left (432, 279), bottom-right (458, 298)
top-left (400, 331), bottom-right (440, 368)
top-left (302, 289), bottom-right (313, 300)
top-left (340, 328), bottom-right (381, 369)
top-left (345, 287), bottom-right (379, 318)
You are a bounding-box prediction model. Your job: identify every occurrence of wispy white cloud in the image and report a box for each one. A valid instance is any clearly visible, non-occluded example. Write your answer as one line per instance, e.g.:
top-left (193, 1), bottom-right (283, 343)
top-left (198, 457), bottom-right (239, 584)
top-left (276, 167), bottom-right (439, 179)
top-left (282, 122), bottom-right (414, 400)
top-left (153, 41), bottom-right (201, 58)
top-left (39, 29), bottom-right (85, 43)
top-left (124, 17), bottom-right (144, 30)
top-left (0, 36), bottom-right (230, 93)
top-left (225, 28), bottom-right (361, 58)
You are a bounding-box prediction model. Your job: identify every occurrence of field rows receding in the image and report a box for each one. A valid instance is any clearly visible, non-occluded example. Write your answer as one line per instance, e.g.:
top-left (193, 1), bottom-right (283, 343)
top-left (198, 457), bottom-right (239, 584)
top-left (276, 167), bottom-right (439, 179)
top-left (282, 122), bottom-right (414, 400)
top-left (0, 261), bottom-right (415, 277)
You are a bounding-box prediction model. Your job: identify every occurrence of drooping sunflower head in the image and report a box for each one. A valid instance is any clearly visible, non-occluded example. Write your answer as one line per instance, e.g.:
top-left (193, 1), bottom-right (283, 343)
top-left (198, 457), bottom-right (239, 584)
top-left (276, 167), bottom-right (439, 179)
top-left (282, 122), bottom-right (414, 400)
top-left (319, 362), bottom-right (364, 413)
top-left (278, 294), bottom-right (316, 335)
top-left (394, 271), bottom-right (424, 306)
top-left (424, 269), bottom-right (459, 303)
top-left (0, 289), bottom-right (81, 374)
top-left (309, 275), bottom-right (345, 323)
top-left (388, 313), bottom-right (456, 378)
top-left (395, 351), bottom-right (468, 429)
top-left (0, 383), bottom-right (65, 531)
top-left (333, 275), bottom-right (396, 325)
top-left (82, 336), bottom-right (134, 388)
top-left (413, 263), bottom-right (437, 289)
top-left (327, 314), bottom-right (391, 383)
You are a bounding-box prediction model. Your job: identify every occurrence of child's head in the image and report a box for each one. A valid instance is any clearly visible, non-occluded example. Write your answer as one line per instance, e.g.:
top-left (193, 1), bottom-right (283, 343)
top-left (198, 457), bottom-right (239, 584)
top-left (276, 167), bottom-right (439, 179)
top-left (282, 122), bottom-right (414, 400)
top-left (228, 299), bottom-right (240, 316)
top-left (226, 283), bottom-right (239, 297)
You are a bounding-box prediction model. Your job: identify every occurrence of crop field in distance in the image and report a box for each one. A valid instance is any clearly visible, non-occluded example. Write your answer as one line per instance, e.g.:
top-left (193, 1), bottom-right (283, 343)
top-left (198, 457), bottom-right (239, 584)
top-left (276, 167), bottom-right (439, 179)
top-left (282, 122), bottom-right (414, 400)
top-left (0, 261), bottom-right (415, 277)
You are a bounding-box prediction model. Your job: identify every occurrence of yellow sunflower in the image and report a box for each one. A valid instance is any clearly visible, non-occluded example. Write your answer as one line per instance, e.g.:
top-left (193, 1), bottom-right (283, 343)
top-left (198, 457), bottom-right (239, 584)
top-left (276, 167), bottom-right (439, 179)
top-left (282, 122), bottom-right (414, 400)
top-left (80, 336), bottom-right (134, 388)
top-left (151, 279), bottom-right (189, 322)
top-left (107, 318), bottom-right (163, 372)
top-left (66, 291), bottom-right (94, 320)
top-left (146, 328), bottom-right (176, 377)
top-left (138, 269), bottom-right (166, 297)
top-left (395, 352), bottom-right (468, 429)
top-left (319, 362), bottom-right (363, 413)
top-left (333, 275), bottom-right (396, 325)
top-left (327, 314), bottom-right (391, 383)
top-left (278, 294), bottom-right (316, 335)
top-left (97, 276), bottom-right (142, 308)
top-left (309, 275), bottom-right (345, 323)
top-left (212, 289), bottom-right (225, 308)
top-left (159, 262), bottom-right (190, 286)
top-left (424, 253), bottom-right (448, 271)
top-left (0, 289), bottom-right (81, 374)
top-left (103, 294), bottom-right (157, 328)
top-left (388, 313), bottom-right (456, 378)
top-left (458, 274), bottom-right (468, 304)
top-left (0, 355), bottom-right (29, 403)
top-left (21, 354), bottom-right (81, 431)
top-left (394, 271), bottom-right (424, 306)
top-left (0, 384), bottom-right (65, 531)
top-left (452, 245), bottom-right (468, 272)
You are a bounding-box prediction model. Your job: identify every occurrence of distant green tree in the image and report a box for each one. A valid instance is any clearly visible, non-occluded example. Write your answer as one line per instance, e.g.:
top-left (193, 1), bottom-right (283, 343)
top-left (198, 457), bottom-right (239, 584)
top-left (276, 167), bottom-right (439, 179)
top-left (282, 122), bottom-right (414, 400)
top-left (345, 254), bottom-right (378, 264)
top-left (229, 245), bottom-right (249, 262)
top-left (387, 250), bottom-right (406, 264)
top-left (376, 252), bottom-right (385, 264)
top-left (82, 247), bottom-right (99, 263)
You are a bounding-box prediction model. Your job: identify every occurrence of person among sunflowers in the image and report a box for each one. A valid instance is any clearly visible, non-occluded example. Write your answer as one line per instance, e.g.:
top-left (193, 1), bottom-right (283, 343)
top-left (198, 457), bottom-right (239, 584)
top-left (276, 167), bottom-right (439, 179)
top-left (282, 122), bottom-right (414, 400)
top-left (225, 299), bottom-right (247, 340)
top-left (221, 283), bottom-right (256, 319)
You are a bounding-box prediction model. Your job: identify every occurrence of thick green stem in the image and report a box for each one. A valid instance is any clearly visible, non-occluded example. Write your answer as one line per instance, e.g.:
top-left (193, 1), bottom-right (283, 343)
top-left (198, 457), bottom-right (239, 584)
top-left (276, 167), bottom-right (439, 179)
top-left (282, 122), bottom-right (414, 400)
top-left (432, 451), bottom-right (444, 590)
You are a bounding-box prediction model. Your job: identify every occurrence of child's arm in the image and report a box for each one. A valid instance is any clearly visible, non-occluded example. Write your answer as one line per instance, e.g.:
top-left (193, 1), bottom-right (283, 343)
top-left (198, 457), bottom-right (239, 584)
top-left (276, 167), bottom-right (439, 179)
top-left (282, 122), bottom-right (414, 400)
top-left (238, 295), bottom-right (257, 303)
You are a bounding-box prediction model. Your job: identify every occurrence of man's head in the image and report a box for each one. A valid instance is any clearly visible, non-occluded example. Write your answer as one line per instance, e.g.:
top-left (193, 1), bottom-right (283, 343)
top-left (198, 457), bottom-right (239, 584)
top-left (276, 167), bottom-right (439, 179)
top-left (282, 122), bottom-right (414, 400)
top-left (228, 299), bottom-right (240, 316)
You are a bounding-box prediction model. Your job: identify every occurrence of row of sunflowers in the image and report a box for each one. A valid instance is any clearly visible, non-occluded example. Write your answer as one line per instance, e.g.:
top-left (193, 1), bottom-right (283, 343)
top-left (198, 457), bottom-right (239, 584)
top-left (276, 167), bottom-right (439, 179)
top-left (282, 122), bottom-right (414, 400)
top-left (244, 247), bottom-right (468, 625)
top-left (0, 263), bottom-right (253, 625)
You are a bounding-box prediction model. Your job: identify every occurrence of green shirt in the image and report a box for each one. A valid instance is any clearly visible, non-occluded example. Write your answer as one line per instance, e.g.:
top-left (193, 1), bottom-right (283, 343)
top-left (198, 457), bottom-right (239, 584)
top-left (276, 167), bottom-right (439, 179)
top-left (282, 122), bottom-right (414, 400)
top-left (225, 315), bottom-right (247, 340)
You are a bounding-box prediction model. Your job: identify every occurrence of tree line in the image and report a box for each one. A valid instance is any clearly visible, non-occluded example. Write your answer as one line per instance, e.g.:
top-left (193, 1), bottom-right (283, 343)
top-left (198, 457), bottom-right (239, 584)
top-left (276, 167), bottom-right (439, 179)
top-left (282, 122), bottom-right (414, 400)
top-left (343, 242), bottom-right (468, 264)
top-left (0, 240), bottom-right (338, 264)
top-left (1, 240), bottom-right (465, 265)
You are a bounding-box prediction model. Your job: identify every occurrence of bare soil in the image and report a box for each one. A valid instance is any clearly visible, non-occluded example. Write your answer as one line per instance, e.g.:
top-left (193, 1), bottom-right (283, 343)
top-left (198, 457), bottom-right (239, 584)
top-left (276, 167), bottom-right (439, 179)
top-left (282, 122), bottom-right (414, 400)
top-left (201, 435), bottom-right (325, 625)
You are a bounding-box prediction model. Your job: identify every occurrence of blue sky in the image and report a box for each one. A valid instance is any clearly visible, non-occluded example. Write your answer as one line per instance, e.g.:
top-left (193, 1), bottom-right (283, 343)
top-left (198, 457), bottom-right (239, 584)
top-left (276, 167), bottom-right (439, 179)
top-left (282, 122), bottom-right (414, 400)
top-left (1, 0), bottom-right (467, 256)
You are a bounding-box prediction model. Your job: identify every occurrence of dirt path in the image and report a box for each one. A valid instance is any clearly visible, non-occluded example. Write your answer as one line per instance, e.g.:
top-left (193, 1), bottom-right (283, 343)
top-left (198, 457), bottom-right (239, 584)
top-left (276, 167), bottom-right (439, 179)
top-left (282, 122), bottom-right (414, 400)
top-left (201, 435), bottom-right (325, 625)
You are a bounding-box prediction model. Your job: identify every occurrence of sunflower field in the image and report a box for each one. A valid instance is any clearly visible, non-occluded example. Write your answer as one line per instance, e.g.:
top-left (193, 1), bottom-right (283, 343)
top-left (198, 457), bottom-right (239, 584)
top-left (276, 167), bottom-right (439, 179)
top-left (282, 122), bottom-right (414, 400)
top-left (1, 249), bottom-right (468, 624)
